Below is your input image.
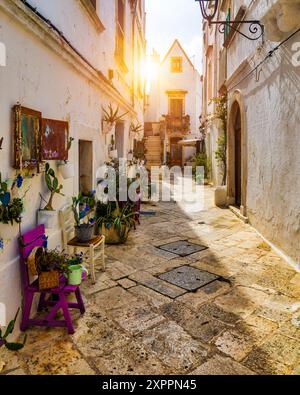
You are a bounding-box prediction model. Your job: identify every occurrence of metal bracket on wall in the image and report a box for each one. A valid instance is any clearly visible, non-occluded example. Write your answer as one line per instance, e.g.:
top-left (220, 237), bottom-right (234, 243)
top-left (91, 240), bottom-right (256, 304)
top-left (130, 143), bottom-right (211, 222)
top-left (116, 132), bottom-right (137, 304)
top-left (211, 20), bottom-right (265, 41)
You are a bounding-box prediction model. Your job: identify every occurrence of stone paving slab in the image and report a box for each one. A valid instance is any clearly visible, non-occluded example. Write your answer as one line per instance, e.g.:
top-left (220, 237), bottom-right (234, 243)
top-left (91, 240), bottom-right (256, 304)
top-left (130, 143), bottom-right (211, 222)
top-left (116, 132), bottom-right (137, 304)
top-left (158, 265), bottom-right (219, 291)
top-left (128, 285), bottom-right (173, 308)
top-left (137, 321), bottom-right (209, 372)
top-left (190, 354), bottom-right (255, 375)
top-left (158, 240), bottom-right (208, 257)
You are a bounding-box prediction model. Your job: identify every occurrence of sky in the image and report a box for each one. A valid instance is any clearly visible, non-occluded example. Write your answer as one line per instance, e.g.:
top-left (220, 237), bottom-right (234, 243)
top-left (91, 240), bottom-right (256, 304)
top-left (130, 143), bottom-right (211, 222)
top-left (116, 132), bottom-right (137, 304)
top-left (145, 0), bottom-right (203, 73)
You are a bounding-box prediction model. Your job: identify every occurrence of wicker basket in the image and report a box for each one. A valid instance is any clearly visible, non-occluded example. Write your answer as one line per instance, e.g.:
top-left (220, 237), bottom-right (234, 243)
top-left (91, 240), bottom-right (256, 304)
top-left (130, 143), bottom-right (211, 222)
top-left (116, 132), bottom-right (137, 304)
top-left (38, 271), bottom-right (60, 290)
top-left (27, 246), bottom-right (44, 276)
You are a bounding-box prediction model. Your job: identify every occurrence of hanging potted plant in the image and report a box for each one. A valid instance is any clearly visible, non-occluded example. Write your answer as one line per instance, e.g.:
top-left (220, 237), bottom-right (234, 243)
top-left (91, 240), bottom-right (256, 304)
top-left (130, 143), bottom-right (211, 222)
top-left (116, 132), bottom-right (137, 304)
top-left (0, 173), bottom-right (25, 240)
top-left (58, 137), bottom-right (75, 180)
top-left (38, 163), bottom-right (64, 229)
top-left (130, 121), bottom-right (143, 138)
top-left (72, 191), bottom-right (96, 242)
top-left (102, 103), bottom-right (128, 134)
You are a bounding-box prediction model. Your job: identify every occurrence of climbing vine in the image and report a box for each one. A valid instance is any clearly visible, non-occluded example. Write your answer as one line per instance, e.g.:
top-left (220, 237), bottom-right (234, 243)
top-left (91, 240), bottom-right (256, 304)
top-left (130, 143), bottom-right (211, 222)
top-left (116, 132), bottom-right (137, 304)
top-left (211, 94), bottom-right (228, 186)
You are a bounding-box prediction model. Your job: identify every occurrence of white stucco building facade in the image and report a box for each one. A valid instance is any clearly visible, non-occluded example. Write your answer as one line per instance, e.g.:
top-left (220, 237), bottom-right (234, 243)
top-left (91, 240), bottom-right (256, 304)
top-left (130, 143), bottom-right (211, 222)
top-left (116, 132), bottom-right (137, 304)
top-left (0, 0), bottom-right (146, 327)
top-left (202, 0), bottom-right (300, 267)
top-left (145, 40), bottom-right (202, 167)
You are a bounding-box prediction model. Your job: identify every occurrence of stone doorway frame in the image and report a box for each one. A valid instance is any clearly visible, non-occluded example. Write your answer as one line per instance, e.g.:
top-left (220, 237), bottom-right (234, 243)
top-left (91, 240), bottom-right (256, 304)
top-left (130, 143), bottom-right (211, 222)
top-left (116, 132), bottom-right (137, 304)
top-left (227, 91), bottom-right (248, 217)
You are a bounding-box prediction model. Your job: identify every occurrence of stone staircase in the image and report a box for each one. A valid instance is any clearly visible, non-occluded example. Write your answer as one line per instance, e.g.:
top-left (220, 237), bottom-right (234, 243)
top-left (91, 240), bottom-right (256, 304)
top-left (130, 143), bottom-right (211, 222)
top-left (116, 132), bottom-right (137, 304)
top-left (144, 136), bottom-right (162, 169)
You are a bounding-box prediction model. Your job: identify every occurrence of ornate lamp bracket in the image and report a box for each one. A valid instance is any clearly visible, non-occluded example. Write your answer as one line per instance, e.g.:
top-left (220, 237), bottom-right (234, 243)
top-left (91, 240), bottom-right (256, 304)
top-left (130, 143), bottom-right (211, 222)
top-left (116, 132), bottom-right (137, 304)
top-left (210, 20), bottom-right (265, 41)
top-left (195, 0), bottom-right (264, 41)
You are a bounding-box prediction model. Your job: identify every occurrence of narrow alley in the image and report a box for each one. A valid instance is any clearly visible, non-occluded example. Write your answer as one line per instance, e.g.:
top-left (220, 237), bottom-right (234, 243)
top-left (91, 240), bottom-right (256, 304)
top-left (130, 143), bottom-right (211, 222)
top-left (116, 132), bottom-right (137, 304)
top-left (2, 186), bottom-right (299, 375)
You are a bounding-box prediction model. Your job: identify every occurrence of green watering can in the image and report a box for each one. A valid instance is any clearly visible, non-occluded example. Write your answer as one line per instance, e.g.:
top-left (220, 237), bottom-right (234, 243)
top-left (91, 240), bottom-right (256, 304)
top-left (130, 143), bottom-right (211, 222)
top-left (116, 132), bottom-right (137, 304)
top-left (67, 265), bottom-right (88, 286)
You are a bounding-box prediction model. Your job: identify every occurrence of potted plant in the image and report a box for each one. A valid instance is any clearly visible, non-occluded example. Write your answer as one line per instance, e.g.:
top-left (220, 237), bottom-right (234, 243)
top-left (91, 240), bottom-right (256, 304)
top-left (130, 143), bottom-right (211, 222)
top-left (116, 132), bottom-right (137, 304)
top-left (95, 200), bottom-right (136, 244)
top-left (58, 137), bottom-right (75, 179)
top-left (38, 163), bottom-right (64, 229)
top-left (130, 122), bottom-right (143, 136)
top-left (0, 309), bottom-right (27, 353)
top-left (102, 103), bottom-right (128, 134)
top-left (0, 173), bottom-right (25, 239)
top-left (35, 248), bottom-right (71, 290)
top-left (72, 191), bottom-right (96, 242)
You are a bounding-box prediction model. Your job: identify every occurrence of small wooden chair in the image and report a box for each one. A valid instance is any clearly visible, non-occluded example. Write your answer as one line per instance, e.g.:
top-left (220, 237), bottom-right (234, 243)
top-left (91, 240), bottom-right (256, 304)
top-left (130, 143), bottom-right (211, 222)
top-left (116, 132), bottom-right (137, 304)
top-left (59, 205), bottom-right (105, 284)
top-left (19, 225), bottom-right (85, 335)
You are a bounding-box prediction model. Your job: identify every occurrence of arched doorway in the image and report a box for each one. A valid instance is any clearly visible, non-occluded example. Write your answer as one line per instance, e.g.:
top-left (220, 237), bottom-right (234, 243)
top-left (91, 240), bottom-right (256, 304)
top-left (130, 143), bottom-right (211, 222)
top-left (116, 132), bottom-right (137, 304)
top-left (227, 93), bottom-right (247, 216)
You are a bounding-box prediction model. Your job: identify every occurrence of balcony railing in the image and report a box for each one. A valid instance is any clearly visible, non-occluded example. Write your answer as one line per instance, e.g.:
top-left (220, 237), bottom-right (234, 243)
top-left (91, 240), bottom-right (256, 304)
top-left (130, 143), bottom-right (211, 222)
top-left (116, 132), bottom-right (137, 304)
top-left (164, 115), bottom-right (191, 133)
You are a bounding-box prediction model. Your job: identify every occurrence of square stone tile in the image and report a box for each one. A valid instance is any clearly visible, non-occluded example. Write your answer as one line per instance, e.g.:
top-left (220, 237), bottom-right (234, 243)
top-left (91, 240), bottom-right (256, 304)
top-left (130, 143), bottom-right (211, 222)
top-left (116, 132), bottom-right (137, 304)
top-left (177, 280), bottom-right (231, 309)
top-left (90, 286), bottom-right (138, 311)
top-left (19, 339), bottom-right (95, 375)
top-left (117, 278), bottom-right (136, 289)
top-left (158, 240), bottom-right (208, 257)
top-left (128, 285), bottom-right (172, 308)
top-left (160, 301), bottom-right (226, 343)
top-left (158, 265), bottom-right (219, 292)
top-left (93, 341), bottom-right (170, 375)
top-left (198, 303), bottom-right (240, 326)
top-left (190, 355), bottom-right (255, 375)
top-left (215, 330), bottom-right (256, 361)
top-left (138, 321), bottom-right (208, 372)
top-left (108, 302), bottom-right (165, 335)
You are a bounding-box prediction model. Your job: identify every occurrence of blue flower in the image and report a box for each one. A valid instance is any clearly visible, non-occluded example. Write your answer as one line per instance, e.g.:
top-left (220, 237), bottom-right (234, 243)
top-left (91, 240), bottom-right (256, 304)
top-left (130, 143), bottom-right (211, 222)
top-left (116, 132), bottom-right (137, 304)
top-left (85, 205), bottom-right (91, 212)
top-left (16, 175), bottom-right (23, 188)
top-left (0, 238), bottom-right (4, 250)
top-left (89, 218), bottom-right (95, 225)
top-left (42, 235), bottom-right (48, 248)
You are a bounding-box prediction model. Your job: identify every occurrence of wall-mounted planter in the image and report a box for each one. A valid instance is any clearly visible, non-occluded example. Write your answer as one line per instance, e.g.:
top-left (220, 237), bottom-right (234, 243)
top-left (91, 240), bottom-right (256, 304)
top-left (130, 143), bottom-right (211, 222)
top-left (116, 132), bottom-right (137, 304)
top-left (103, 121), bottom-right (115, 134)
top-left (0, 223), bottom-right (19, 240)
top-left (37, 210), bottom-right (58, 229)
top-left (59, 162), bottom-right (75, 179)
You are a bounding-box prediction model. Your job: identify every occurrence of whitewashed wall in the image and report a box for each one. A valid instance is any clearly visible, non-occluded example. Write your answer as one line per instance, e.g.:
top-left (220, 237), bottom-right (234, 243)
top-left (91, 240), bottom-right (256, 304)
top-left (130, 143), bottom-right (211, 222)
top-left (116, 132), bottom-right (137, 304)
top-left (0, 0), bottom-right (145, 330)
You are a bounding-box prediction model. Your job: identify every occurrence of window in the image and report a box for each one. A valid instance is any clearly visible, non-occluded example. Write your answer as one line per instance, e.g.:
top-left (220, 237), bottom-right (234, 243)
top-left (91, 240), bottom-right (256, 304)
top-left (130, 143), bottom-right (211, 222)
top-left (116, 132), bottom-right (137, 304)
top-left (169, 98), bottom-right (184, 118)
top-left (89, 0), bottom-right (97, 10)
top-left (170, 57), bottom-right (183, 73)
top-left (79, 0), bottom-right (105, 32)
top-left (116, 0), bottom-right (125, 62)
top-left (224, 8), bottom-right (231, 42)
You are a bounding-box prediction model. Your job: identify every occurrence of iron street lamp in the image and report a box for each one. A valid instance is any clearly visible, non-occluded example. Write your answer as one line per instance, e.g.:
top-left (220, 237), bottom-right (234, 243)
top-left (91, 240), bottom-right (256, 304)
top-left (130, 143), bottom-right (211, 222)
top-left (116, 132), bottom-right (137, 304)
top-left (195, 0), bottom-right (264, 41)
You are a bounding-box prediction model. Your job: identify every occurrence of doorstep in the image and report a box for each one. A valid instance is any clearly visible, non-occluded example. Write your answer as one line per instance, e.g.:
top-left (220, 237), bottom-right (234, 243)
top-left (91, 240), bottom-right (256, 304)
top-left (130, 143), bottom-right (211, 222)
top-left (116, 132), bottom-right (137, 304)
top-left (229, 205), bottom-right (249, 224)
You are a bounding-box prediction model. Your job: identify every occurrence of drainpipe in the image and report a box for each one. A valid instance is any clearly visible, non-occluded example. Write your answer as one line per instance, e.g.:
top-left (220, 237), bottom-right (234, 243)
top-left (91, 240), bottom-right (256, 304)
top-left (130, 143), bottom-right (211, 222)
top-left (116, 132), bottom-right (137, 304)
top-left (131, 0), bottom-right (138, 109)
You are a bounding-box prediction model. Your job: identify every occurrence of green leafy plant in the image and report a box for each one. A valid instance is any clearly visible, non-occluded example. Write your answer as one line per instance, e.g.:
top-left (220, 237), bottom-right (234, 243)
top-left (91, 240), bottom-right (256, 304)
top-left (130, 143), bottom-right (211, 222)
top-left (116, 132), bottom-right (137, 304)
top-left (102, 103), bottom-right (128, 124)
top-left (36, 248), bottom-right (71, 274)
top-left (72, 191), bottom-right (96, 228)
top-left (211, 94), bottom-right (228, 185)
top-left (96, 201), bottom-right (136, 242)
top-left (192, 153), bottom-right (211, 182)
top-left (130, 122), bottom-right (143, 134)
top-left (0, 309), bottom-right (27, 351)
top-left (0, 173), bottom-right (24, 225)
top-left (43, 163), bottom-right (64, 211)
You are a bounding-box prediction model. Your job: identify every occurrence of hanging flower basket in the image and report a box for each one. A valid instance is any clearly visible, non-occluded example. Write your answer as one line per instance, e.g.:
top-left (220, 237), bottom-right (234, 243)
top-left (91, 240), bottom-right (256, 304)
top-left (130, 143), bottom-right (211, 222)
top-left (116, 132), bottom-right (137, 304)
top-left (58, 162), bottom-right (75, 179)
top-left (38, 270), bottom-right (60, 290)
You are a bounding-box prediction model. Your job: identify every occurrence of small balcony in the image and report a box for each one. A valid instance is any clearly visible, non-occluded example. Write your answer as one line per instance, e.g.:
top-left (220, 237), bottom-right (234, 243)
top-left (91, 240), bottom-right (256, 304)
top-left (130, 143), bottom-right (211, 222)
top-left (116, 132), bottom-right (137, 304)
top-left (164, 114), bottom-right (191, 133)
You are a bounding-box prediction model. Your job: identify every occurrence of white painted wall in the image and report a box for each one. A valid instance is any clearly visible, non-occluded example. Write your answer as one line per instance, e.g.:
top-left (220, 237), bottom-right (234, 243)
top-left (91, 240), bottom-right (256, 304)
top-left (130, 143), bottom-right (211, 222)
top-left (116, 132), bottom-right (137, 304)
top-left (0, 0), bottom-right (145, 330)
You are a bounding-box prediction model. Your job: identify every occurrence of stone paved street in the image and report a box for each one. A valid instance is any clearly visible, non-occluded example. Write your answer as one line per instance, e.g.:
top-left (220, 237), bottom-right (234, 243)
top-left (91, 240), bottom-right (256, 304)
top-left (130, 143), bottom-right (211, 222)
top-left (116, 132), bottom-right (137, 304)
top-left (5, 187), bottom-right (300, 375)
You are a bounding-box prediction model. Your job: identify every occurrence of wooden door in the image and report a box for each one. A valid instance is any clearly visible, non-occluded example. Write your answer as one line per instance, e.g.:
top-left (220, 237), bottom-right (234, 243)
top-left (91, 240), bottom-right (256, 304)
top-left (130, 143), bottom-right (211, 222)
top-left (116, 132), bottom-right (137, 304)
top-left (170, 137), bottom-right (182, 167)
top-left (234, 109), bottom-right (242, 207)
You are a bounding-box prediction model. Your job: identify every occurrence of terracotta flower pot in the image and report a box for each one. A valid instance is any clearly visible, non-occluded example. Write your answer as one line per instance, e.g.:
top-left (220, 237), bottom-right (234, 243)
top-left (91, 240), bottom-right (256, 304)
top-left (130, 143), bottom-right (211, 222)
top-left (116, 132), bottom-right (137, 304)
top-left (100, 224), bottom-right (130, 244)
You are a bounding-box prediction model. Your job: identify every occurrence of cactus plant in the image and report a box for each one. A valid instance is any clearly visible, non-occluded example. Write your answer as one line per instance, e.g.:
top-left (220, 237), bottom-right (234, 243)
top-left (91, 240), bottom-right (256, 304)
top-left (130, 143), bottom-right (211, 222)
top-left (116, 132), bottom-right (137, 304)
top-left (43, 163), bottom-right (64, 211)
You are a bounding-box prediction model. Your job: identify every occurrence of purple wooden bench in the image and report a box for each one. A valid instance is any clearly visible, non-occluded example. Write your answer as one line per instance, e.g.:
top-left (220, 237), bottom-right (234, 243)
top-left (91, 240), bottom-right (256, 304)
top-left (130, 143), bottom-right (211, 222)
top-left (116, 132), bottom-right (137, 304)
top-left (19, 225), bottom-right (85, 335)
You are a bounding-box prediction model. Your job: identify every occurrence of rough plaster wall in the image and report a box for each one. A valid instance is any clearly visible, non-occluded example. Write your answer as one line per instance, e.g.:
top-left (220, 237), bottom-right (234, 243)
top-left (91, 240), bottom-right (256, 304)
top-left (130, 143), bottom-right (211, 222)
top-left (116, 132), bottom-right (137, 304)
top-left (227, 28), bottom-right (300, 264)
